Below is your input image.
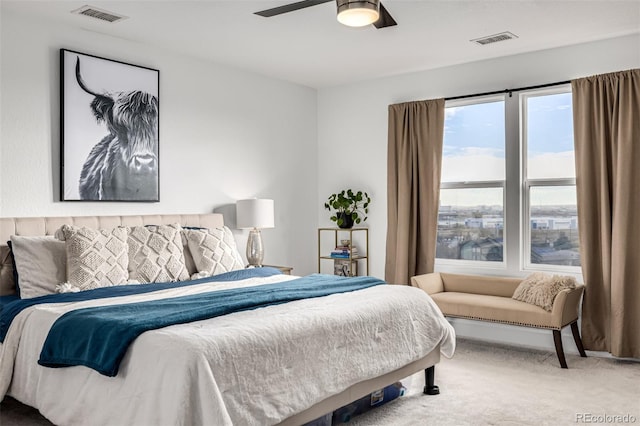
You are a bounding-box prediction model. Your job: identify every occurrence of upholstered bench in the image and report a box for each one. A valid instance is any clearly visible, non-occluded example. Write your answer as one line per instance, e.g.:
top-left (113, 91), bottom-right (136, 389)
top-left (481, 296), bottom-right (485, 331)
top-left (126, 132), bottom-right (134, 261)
top-left (411, 272), bottom-right (586, 368)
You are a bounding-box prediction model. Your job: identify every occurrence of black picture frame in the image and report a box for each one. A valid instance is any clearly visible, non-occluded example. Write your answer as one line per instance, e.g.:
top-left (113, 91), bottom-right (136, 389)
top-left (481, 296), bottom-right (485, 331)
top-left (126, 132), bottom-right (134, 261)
top-left (60, 49), bottom-right (160, 202)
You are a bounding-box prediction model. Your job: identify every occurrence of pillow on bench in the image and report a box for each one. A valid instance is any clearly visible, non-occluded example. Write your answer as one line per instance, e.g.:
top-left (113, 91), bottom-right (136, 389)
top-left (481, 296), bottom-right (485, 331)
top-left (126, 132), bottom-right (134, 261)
top-left (513, 272), bottom-right (577, 312)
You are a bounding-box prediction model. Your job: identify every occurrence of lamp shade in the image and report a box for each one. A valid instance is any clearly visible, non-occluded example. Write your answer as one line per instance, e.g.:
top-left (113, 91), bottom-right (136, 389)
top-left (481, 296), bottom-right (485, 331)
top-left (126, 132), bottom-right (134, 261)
top-left (337, 0), bottom-right (379, 27)
top-left (236, 199), bottom-right (275, 229)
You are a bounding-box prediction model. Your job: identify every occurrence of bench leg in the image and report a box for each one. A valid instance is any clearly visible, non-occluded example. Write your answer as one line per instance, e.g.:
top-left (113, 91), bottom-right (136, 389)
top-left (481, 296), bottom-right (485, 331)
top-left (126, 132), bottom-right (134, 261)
top-left (570, 321), bottom-right (587, 357)
top-left (423, 366), bottom-right (440, 395)
top-left (553, 330), bottom-right (568, 369)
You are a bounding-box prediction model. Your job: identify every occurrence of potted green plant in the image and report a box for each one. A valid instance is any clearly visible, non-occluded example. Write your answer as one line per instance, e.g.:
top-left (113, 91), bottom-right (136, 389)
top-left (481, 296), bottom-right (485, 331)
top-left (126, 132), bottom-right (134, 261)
top-left (325, 189), bottom-right (371, 228)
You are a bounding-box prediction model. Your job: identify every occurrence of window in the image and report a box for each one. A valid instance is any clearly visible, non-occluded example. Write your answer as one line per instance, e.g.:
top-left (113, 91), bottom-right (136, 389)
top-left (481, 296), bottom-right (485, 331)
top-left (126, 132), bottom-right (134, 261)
top-left (437, 98), bottom-right (505, 263)
top-left (523, 91), bottom-right (580, 268)
top-left (437, 87), bottom-right (581, 273)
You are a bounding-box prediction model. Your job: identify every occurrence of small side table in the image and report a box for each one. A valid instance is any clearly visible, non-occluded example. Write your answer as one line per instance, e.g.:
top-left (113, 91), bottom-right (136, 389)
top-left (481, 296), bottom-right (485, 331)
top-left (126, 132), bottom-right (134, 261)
top-left (262, 265), bottom-right (293, 275)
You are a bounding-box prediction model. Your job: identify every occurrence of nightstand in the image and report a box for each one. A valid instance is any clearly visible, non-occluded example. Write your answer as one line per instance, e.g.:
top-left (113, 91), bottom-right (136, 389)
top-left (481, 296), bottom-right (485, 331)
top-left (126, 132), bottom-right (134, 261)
top-left (317, 227), bottom-right (368, 276)
top-left (262, 265), bottom-right (293, 275)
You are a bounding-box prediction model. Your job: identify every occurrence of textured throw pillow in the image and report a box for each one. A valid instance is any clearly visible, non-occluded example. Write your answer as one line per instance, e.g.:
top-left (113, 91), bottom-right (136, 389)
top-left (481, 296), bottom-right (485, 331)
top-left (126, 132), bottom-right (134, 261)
top-left (180, 226), bottom-right (205, 275)
top-left (183, 227), bottom-right (244, 277)
top-left (9, 236), bottom-right (67, 299)
top-left (58, 225), bottom-right (129, 291)
top-left (512, 272), bottom-right (577, 312)
top-left (128, 224), bottom-right (189, 283)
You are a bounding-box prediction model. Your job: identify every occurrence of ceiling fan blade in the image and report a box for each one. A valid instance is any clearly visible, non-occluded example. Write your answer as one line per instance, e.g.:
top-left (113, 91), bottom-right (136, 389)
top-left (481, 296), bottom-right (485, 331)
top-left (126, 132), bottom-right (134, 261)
top-left (373, 2), bottom-right (397, 29)
top-left (255, 0), bottom-right (333, 17)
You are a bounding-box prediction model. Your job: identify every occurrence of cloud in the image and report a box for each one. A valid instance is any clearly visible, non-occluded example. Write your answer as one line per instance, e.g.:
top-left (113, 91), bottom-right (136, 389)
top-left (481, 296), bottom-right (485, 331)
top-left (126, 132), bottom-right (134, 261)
top-left (460, 147), bottom-right (504, 156)
top-left (441, 149), bottom-right (575, 182)
top-left (445, 107), bottom-right (459, 120)
top-left (530, 186), bottom-right (577, 206)
top-left (527, 151), bottom-right (575, 179)
top-left (442, 153), bottom-right (505, 181)
top-left (440, 187), bottom-right (503, 207)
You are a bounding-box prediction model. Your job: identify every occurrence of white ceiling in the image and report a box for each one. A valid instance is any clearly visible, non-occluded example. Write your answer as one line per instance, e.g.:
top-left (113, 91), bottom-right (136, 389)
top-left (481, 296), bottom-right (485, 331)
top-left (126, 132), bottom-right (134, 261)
top-left (3, 1), bottom-right (639, 88)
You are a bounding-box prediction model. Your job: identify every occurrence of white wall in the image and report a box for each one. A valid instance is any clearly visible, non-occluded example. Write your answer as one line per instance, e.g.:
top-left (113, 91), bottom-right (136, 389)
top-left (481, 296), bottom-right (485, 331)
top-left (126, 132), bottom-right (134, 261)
top-left (318, 34), bottom-right (640, 280)
top-left (0, 9), bottom-right (319, 275)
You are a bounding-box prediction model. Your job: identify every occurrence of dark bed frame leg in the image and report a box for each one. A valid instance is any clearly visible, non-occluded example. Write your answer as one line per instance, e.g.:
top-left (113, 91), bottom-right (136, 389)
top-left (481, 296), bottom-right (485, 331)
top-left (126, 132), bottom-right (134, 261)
top-left (553, 330), bottom-right (568, 369)
top-left (423, 366), bottom-right (440, 395)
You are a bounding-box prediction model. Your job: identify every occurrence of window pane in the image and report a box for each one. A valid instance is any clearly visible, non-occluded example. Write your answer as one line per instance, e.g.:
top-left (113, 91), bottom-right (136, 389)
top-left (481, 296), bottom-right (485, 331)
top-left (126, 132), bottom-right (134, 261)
top-left (527, 92), bottom-right (575, 179)
top-left (437, 188), bottom-right (503, 262)
top-left (529, 186), bottom-right (581, 266)
top-left (443, 100), bottom-right (505, 182)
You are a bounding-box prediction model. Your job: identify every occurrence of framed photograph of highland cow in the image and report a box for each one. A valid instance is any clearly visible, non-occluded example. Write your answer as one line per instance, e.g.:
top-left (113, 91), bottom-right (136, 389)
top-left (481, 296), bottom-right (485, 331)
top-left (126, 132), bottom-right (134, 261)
top-left (60, 49), bottom-right (159, 201)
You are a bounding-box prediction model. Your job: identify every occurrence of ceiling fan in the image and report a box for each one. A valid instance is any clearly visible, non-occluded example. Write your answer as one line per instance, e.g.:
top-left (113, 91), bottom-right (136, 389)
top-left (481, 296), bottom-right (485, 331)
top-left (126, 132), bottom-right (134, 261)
top-left (254, 0), bottom-right (397, 29)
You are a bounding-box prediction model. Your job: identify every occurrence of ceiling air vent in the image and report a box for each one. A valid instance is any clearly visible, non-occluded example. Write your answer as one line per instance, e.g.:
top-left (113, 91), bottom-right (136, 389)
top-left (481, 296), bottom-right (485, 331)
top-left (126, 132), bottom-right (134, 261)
top-left (471, 31), bottom-right (518, 46)
top-left (71, 5), bottom-right (128, 23)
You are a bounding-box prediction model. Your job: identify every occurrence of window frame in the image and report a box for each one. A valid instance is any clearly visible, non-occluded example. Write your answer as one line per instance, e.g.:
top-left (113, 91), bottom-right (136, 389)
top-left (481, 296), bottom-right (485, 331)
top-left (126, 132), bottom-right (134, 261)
top-left (520, 85), bottom-right (581, 274)
top-left (437, 95), bottom-right (507, 269)
top-left (435, 85), bottom-right (581, 276)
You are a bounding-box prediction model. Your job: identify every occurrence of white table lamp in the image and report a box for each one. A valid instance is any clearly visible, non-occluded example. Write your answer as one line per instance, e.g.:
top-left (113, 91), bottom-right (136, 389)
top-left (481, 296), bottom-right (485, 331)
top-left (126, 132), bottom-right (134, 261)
top-left (236, 199), bottom-right (275, 267)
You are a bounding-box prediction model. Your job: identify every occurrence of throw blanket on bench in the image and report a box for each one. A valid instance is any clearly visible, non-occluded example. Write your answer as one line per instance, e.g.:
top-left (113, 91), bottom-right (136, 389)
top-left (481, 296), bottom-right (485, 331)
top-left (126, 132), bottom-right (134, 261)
top-left (38, 274), bottom-right (385, 376)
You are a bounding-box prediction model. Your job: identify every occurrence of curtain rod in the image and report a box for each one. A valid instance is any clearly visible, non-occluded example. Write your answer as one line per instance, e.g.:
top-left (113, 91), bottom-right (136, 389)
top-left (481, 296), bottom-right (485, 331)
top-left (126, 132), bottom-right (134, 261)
top-left (444, 80), bottom-right (571, 101)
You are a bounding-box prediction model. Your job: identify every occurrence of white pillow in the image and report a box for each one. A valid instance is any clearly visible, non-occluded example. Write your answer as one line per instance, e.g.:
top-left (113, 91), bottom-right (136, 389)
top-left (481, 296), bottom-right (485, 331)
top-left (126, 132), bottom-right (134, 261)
top-left (183, 227), bottom-right (244, 277)
top-left (127, 224), bottom-right (190, 283)
top-left (57, 225), bottom-right (129, 292)
top-left (9, 236), bottom-right (66, 299)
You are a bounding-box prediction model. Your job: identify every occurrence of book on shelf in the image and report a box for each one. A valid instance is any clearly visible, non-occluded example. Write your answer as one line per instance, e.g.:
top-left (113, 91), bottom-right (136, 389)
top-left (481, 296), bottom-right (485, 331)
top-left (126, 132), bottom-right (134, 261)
top-left (334, 259), bottom-right (357, 277)
top-left (331, 244), bottom-right (358, 254)
top-left (328, 239), bottom-right (361, 259)
top-left (330, 248), bottom-right (359, 258)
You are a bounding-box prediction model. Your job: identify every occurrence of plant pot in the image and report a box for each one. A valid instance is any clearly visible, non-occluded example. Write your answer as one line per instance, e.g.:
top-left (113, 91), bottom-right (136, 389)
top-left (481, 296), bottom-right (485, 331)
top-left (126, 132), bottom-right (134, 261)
top-left (337, 212), bottom-right (354, 229)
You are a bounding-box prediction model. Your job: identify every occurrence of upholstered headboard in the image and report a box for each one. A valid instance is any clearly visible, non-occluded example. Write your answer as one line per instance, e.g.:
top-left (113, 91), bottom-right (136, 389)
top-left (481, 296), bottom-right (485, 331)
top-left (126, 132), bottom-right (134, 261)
top-left (0, 213), bottom-right (224, 296)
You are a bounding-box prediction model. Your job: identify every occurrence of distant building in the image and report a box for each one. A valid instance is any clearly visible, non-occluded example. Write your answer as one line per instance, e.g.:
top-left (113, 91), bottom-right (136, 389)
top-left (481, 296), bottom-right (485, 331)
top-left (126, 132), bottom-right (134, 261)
top-left (531, 246), bottom-right (580, 266)
top-left (460, 238), bottom-right (503, 262)
top-left (531, 219), bottom-right (550, 230)
top-left (463, 216), bottom-right (504, 229)
top-left (531, 217), bottom-right (578, 230)
top-left (464, 218), bottom-right (483, 228)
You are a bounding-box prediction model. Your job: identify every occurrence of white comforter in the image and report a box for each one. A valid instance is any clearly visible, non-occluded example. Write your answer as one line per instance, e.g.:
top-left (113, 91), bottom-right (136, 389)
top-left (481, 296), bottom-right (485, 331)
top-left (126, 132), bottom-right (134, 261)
top-left (0, 274), bottom-right (455, 426)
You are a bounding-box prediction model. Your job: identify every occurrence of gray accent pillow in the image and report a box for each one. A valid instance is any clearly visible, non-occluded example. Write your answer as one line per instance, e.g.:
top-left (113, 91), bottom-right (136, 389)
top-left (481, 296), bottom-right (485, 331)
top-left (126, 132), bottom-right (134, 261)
top-left (183, 227), bottom-right (244, 277)
top-left (128, 224), bottom-right (189, 283)
top-left (512, 272), bottom-right (577, 312)
top-left (9, 236), bottom-right (66, 299)
top-left (58, 225), bottom-right (129, 291)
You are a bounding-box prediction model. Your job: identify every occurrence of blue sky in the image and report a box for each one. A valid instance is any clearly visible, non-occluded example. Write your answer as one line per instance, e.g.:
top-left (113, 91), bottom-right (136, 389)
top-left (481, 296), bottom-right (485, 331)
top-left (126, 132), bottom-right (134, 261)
top-left (440, 92), bottom-right (576, 205)
top-left (444, 100), bottom-right (505, 155)
top-left (527, 92), bottom-right (574, 155)
top-left (444, 92), bottom-right (573, 155)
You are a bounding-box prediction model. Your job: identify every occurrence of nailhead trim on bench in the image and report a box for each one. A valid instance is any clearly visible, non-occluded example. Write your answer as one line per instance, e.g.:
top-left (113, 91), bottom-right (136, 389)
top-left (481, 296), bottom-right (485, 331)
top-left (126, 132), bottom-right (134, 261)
top-left (442, 314), bottom-right (576, 331)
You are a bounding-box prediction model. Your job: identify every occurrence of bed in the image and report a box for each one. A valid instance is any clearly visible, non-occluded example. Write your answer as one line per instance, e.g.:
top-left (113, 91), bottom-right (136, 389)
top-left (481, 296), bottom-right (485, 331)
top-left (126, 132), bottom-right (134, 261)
top-left (0, 213), bottom-right (455, 426)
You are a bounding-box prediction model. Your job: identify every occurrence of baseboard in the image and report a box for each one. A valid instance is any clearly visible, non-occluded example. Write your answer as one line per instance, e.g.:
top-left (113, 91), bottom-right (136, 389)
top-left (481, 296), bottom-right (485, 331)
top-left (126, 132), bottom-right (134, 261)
top-left (448, 317), bottom-right (586, 355)
top-left (447, 316), bottom-right (640, 362)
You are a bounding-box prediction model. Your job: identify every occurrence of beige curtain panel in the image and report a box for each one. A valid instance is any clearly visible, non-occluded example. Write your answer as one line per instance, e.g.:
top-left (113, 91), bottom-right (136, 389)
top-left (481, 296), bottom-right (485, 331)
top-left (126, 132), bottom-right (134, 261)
top-left (386, 99), bottom-right (445, 285)
top-left (572, 69), bottom-right (640, 358)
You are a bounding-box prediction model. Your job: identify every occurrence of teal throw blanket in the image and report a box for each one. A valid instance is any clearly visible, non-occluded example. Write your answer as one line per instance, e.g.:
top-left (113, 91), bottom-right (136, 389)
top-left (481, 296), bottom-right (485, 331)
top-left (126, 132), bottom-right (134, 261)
top-left (38, 274), bottom-right (385, 376)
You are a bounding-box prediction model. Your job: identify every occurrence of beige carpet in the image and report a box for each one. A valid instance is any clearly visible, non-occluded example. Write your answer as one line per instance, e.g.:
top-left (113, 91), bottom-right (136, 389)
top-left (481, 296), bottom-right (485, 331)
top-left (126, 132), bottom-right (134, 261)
top-left (1, 338), bottom-right (638, 426)
top-left (349, 338), bottom-right (640, 426)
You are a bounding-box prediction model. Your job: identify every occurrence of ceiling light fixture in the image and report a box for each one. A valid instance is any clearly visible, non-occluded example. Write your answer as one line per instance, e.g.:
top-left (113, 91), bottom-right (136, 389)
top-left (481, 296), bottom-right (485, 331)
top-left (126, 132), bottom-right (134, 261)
top-left (337, 0), bottom-right (380, 27)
